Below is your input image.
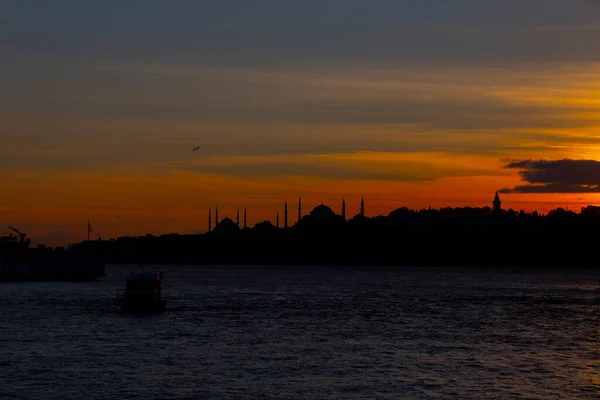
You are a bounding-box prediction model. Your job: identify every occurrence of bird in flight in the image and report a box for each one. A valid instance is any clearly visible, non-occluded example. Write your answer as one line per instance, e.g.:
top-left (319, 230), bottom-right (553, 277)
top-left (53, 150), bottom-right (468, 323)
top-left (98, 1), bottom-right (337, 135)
top-left (193, 146), bottom-right (202, 151)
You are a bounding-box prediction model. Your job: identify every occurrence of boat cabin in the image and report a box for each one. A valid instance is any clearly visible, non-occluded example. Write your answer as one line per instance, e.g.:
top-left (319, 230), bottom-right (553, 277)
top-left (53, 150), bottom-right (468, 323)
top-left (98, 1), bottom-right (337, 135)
top-left (116, 271), bottom-right (166, 313)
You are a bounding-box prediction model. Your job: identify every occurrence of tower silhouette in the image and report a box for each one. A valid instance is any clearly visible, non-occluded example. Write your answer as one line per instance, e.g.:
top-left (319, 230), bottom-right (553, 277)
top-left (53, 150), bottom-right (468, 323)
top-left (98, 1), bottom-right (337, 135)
top-left (342, 198), bottom-right (346, 220)
top-left (284, 200), bottom-right (288, 228)
top-left (276, 212), bottom-right (280, 228)
top-left (215, 206), bottom-right (219, 225)
top-left (243, 207), bottom-right (247, 229)
top-left (236, 207), bottom-right (240, 227)
top-left (208, 208), bottom-right (212, 232)
top-left (298, 197), bottom-right (302, 223)
top-left (493, 191), bottom-right (502, 212)
top-left (360, 197), bottom-right (364, 217)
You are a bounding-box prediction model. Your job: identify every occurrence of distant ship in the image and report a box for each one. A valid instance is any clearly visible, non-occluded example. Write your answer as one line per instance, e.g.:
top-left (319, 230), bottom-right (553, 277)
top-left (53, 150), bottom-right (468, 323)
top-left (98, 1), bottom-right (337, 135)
top-left (0, 227), bottom-right (106, 282)
top-left (115, 271), bottom-right (166, 314)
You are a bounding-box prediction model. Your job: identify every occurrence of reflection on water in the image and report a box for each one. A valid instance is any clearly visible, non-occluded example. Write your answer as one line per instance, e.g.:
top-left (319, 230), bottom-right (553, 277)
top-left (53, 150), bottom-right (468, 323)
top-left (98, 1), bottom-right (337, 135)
top-left (1, 265), bottom-right (599, 399)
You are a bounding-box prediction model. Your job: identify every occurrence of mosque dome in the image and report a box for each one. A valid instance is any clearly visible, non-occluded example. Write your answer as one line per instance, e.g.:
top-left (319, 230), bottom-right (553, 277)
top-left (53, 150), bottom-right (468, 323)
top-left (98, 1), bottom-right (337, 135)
top-left (212, 217), bottom-right (240, 234)
top-left (309, 204), bottom-right (336, 218)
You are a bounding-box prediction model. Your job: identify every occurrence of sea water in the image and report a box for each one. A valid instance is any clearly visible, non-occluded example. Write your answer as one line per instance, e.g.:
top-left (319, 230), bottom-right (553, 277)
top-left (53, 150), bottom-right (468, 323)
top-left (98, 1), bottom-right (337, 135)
top-left (0, 265), bottom-right (598, 399)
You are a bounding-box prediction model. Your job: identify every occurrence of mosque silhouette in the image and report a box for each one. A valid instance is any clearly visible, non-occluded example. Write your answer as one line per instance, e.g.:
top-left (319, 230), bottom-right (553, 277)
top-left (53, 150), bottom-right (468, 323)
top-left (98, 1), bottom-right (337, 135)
top-left (208, 197), bottom-right (367, 232)
top-left (69, 190), bottom-right (600, 267)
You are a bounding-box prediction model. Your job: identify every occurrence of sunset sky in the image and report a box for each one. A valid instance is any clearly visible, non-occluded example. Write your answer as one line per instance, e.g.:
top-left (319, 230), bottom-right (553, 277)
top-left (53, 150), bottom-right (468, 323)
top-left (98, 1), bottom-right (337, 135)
top-left (2, 1), bottom-right (600, 246)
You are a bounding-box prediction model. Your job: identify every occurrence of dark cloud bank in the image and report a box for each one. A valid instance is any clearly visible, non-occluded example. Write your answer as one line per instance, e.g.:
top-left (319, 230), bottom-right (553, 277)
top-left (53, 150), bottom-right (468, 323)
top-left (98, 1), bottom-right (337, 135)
top-left (500, 158), bottom-right (600, 193)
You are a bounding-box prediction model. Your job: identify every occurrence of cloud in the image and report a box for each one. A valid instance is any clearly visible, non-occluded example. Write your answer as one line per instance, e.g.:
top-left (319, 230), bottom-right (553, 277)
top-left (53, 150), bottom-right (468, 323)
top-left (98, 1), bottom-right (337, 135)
top-left (184, 160), bottom-right (421, 182)
top-left (500, 158), bottom-right (600, 193)
top-left (537, 24), bottom-right (600, 32)
top-left (4, 60), bottom-right (599, 170)
top-left (3, 37), bottom-right (600, 183)
top-left (172, 151), bottom-right (502, 182)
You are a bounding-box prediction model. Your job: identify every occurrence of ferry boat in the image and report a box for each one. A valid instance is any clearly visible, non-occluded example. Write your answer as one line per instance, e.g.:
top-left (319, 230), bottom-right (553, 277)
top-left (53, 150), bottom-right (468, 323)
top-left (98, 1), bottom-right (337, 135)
top-left (115, 270), bottom-right (166, 314)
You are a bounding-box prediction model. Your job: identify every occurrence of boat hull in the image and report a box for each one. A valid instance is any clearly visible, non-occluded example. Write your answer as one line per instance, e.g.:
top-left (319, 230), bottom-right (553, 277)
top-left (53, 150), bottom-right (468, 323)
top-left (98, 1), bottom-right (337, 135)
top-left (117, 299), bottom-right (166, 314)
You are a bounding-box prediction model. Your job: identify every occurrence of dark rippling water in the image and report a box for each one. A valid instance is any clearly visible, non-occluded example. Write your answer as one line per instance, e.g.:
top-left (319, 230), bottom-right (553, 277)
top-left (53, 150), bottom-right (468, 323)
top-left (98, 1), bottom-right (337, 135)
top-left (1, 265), bottom-right (599, 399)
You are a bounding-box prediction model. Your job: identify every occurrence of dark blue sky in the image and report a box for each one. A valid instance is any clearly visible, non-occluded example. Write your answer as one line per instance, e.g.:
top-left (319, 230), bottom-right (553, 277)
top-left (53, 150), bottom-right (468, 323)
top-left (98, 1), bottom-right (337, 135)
top-left (3, 1), bottom-right (600, 66)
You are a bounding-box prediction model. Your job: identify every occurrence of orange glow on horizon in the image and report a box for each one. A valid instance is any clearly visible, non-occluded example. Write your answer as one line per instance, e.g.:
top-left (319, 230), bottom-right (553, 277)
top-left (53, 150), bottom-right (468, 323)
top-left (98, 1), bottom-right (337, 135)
top-left (2, 167), bottom-right (599, 247)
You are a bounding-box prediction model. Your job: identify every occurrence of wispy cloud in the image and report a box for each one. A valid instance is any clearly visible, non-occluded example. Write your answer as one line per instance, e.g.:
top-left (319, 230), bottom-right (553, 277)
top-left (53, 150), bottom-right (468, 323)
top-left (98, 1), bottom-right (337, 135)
top-left (169, 151), bottom-right (504, 182)
top-left (2, 58), bottom-right (599, 182)
top-left (42, 60), bottom-right (600, 134)
top-left (537, 24), bottom-right (600, 32)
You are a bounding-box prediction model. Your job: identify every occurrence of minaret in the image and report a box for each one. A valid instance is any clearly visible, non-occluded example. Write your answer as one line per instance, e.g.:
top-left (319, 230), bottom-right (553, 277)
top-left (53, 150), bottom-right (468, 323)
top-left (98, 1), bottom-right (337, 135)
top-left (243, 207), bottom-right (247, 229)
top-left (493, 191), bottom-right (502, 213)
top-left (298, 196), bottom-right (302, 223)
top-left (208, 208), bottom-right (212, 232)
top-left (342, 198), bottom-right (346, 220)
top-left (236, 207), bottom-right (240, 227)
top-left (276, 212), bottom-right (280, 228)
top-left (360, 197), bottom-right (365, 217)
top-left (284, 200), bottom-right (288, 228)
top-left (215, 206), bottom-right (219, 225)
